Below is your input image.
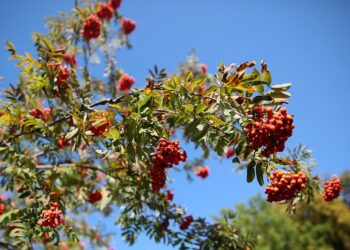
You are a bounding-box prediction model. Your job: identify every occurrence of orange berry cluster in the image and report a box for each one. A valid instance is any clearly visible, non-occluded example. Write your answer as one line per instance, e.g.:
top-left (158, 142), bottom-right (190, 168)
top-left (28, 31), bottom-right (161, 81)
top-left (180, 215), bottom-right (193, 230)
top-left (38, 202), bottom-right (63, 228)
top-left (265, 170), bottom-right (307, 202)
top-left (323, 176), bottom-right (341, 201)
top-left (150, 139), bottom-right (187, 192)
top-left (245, 106), bottom-right (295, 157)
top-left (121, 18), bottom-right (137, 35)
top-left (118, 74), bottom-right (136, 92)
top-left (88, 191), bottom-right (103, 204)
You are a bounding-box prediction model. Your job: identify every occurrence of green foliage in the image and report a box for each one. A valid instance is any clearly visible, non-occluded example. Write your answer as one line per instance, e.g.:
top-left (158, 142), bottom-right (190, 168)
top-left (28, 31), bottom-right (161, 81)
top-left (0, 0), bottom-right (328, 249)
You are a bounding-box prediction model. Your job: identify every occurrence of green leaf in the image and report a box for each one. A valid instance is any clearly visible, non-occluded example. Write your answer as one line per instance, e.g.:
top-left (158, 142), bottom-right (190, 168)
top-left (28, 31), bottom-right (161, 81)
top-left (138, 94), bottom-right (152, 112)
top-left (256, 163), bottom-right (264, 186)
top-left (65, 127), bottom-right (79, 140)
top-left (5, 40), bottom-right (16, 55)
top-left (261, 61), bottom-right (272, 86)
top-left (195, 103), bottom-right (207, 114)
top-left (268, 91), bottom-right (291, 99)
top-left (203, 85), bottom-right (218, 97)
top-left (184, 104), bottom-right (194, 113)
top-left (104, 128), bottom-right (120, 141)
top-left (256, 84), bottom-right (264, 94)
top-left (246, 161), bottom-right (256, 183)
top-left (271, 83), bottom-right (292, 91)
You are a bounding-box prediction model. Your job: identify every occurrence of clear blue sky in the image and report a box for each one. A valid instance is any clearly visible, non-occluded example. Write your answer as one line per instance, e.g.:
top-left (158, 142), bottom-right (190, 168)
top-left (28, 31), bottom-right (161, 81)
top-left (1, 1), bottom-right (350, 249)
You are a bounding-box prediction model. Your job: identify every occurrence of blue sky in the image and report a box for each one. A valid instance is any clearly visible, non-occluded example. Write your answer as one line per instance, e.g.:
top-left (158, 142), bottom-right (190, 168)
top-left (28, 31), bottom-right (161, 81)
top-left (1, 0), bottom-right (350, 249)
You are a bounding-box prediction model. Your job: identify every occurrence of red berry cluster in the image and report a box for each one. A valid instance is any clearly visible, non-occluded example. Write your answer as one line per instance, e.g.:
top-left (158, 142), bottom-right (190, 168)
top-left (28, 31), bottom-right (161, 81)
top-left (63, 53), bottom-right (77, 67)
top-left (265, 170), bottom-right (307, 202)
top-left (29, 108), bottom-right (51, 122)
top-left (56, 64), bottom-right (70, 87)
top-left (150, 139), bottom-right (187, 192)
top-left (83, 15), bottom-right (102, 41)
top-left (88, 191), bottom-right (103, 204)
top-left (117, 74), bottom-right (135, 92)
top-left (245, 106), bottom-right (295, 157)
top-left (323, 176), bottom-right (341, 201)
top-left (195, 166), bottom-right (210, 179)
top-left (121, 18), bottom-right (137, 35)
top-left (38, 202), bottom-right (63, 228)
top-left (89, 121), bottom-right (110, 136)
top-left (110, 0), bottom-right (122, 9)
top-left (180, 215), bottom-right (193, 230)
top-left (57, 134), bottom-right (71, 149)
top-left (165, 190), bottom-right (174, 204)
top-left (97, 3), bottom-right (114, 20)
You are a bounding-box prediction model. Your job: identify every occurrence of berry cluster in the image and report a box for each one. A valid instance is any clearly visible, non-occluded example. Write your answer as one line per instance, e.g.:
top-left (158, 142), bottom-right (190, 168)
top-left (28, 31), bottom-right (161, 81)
top-left (88, 191), bottom-right (103, 204)
top-left (165, 190), bottom-right (174, 204)
top-left (265, 170), bottom-right (307, 202)
top-left (180, 215), bottom-right (193, 230)
top-left (89, 121), bottom-right (110, 136)
top-left (57, 134), bottom-right (71, 149)
top-left (97, 3), bottom-right (114, 21)
top-left (195, 166), bottom-right (210, 179)
top-left (29, 108), bottom-right (51, 122)
top-left (150, 139), bottom-right (187, 192)
top-left (245, 106), bottom-right (295, 157)
top-left (83, 15), bottom-right (102, 41)
top-left (38, 202), bottom-right (63, 228)
top-left (117, 74), bottom-right (136, 92)
top-left (323, 176), bottom-right (341, 201)
top-left (63, 53), bottom-right (77, 67)
top-left (56, 64), bottom-right (70, 87)
top-left (47, 62), bottom-right (70, 88)
top-left (110, 0), bottom-right (122, 9)
top-left (121, 18), bottom-right (137, 35)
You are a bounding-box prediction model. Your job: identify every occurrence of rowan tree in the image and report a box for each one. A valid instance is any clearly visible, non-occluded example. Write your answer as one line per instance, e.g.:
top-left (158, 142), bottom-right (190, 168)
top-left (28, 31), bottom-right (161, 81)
top-left (0, 0), bottom-right (342, 249)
